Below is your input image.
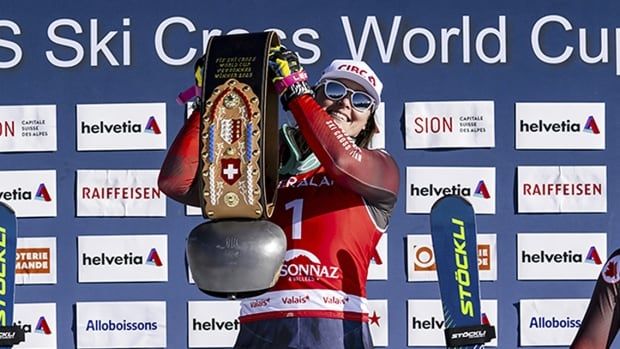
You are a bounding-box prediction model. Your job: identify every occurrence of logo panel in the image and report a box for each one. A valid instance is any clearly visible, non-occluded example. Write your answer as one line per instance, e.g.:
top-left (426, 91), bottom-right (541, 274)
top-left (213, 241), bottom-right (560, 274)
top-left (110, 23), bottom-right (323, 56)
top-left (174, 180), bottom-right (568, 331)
top-left (14, 303), bottom-right (56, 349)
top-left (77, 103), bottom-right (166, 151)
top-left (368, 234), bottom-right (387, 280)
top-left (517, 233), bottom-right (606, 280)
top-left (407, 234), bottom-right (497, 282)
top-left (0, 105), bottom-right (57, 153)
top-left (78, 235), bottom-right (167, 283)
top-left (76, 170), bottom-right (165, 217)
top-left (516, 102), bottom-right (605, 149)
top-left (188, 301), bottom-right (241, 348)
top-left (519, 299), bottom-right (588, 346)
top-left (0, 170), bottom-right (56, 217)
top-left (76, 301), bottom-right (166, 348)
top-left (405, 101), bottom-right (495, 149)
top-left (406, 167), bottom-right (496, 214)
top-left (16, 237), bottom-right (56, 285)
top-left (518, 166), bottom-right (606, 213)
top-left (368, 299), bottom-right (388, 347)
top-left (407, 299), bottom-right (498, 347)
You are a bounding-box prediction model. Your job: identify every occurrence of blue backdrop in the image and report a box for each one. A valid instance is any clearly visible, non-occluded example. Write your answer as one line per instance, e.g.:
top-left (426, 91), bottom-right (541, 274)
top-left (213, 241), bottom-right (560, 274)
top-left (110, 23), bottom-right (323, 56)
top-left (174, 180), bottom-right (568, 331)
top-left (2, 1), bottom-right (619, 348)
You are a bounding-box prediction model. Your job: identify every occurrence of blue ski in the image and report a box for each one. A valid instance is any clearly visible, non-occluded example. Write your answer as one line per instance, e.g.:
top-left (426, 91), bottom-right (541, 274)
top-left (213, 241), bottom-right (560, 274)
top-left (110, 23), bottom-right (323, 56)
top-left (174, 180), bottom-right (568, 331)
top-left (0, 202), bottom-right (24, 347)
top-left (430, 195), bottom-right (494, 348)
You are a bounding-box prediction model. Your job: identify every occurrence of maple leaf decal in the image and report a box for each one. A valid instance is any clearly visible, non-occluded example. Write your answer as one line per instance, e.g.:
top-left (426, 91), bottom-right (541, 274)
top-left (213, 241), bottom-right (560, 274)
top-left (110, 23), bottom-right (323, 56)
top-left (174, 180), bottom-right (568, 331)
top-left (604, 261), bottom-right (618, 279)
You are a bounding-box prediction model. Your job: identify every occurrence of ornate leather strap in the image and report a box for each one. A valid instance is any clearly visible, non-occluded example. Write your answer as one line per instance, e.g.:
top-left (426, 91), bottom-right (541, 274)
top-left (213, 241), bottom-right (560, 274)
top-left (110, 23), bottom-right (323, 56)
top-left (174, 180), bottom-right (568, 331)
top-left (198, 32), bottom-right (280, 220)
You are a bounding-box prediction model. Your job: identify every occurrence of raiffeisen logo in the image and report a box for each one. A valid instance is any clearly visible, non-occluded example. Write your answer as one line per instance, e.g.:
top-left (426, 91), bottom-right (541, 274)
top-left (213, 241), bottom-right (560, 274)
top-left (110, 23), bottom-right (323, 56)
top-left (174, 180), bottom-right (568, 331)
top-left (0, 183), bottom-right (52, 202)
top-left (35, 316), bottom-right (52, 335)
top-left (145, 248), bottom-right (163, 267)
top-left (144, 116), bottom-right (161, 134)
top-left (473, 180), bottom-right (491, 199)
top-left (583, 115), bottom-right (600, 134)
top-left (585, 246), bottom-right (602, 265)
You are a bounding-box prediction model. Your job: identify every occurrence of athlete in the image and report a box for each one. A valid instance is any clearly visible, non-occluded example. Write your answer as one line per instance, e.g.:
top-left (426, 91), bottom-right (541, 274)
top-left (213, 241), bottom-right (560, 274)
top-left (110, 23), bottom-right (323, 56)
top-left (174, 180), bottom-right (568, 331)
top-left (571, 248), bottom-right (620, 349)
top-left (158, 46), bottom-right (399, 349)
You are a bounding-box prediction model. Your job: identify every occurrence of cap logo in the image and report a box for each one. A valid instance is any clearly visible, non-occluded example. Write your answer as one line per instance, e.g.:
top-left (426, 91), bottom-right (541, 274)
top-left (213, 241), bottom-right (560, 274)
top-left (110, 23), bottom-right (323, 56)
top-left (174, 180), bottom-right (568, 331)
top-left (337, 64), bottom-right (376, 87)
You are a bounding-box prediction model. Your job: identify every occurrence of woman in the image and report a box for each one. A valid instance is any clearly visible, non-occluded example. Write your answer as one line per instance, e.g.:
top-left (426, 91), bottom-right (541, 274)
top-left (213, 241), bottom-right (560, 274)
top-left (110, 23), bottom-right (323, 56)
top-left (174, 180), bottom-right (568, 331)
top-left (158, 47), bottom-right (399, 349)
top-left (571, 248), bottom-right (620, 349)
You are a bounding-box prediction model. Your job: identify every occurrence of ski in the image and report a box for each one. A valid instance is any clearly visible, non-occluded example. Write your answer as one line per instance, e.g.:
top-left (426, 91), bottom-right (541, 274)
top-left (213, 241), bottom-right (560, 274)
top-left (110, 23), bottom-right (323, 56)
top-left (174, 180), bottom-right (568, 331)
top-left (430, 195), bottom-right (495, 348)
top-left (0, 202), bottom-right (24, 347)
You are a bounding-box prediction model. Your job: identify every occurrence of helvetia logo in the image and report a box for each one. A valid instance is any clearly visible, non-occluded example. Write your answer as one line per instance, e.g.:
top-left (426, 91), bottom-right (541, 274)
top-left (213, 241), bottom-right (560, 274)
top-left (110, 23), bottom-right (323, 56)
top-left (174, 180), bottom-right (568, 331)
top-left (35, 316), bottom-right (52, 335)
top-left (473, 180), bottom-right (491, 199)
top-left (529, 316), bottom-right (581, 328)
top-left (82, 249), bottom-right (163, 267)
top-left (0, 183), bottom-right (52, 202)
top-left (145, 248), bottom-right (163, 267)
top-left (35, 183), bottom-right (52, 202)
top-left (144, 116), bottom-right (161, 134)
top-left (583, 115), bottom-right (600, 134)
top-left (585, 246), bottom-right (602, 265)
top-left (81, 120), bottom-right (142, 134)
top-left (521, 250), bottom-right (582, 263)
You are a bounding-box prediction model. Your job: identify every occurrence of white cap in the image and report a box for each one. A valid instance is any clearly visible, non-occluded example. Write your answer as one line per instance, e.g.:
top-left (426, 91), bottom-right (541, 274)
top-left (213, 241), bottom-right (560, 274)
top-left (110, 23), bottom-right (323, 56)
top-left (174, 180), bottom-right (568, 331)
top-left (318, 59), bottom-right (383, 105)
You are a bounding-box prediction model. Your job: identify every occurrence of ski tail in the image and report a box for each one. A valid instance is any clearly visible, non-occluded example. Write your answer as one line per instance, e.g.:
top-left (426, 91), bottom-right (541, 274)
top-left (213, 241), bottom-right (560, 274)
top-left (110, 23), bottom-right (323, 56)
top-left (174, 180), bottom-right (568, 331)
top-left (430, 195), bottom-right (495, 348)
top-left (0, 202), bottom-right (25, 347)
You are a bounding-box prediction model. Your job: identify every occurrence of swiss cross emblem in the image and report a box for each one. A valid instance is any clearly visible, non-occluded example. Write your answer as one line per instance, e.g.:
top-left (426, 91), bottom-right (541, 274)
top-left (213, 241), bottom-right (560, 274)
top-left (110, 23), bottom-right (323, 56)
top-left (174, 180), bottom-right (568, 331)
top-left (221, 118), bottom-right (243, 144)
top-left (220, 158), bottom-right (241, 185)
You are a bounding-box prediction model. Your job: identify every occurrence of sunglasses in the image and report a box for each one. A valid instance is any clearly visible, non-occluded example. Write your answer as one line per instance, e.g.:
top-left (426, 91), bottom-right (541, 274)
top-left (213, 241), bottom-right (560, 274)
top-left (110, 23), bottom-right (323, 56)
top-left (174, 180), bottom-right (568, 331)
top-left (316, 79), bottom-right (375, 112)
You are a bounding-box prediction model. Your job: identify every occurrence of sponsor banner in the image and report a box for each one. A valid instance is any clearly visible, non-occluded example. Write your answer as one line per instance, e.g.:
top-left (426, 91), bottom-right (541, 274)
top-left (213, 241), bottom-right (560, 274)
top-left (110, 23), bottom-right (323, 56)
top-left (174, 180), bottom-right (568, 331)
top-left (76, 170), bottom-right (165, 217)
top-left (0, 105), bottom-right (57, 152)
top-left (405, 101), bottom-right (494, 149)
top-left (368, 233), bottom-right (387, 280)
top-left (0, 170), bottom-right (56, 218)
top-left (186, 205), bottom-right (202, 216)
top-left (518, 166), bottom-right (607, 213)
top-left (76, 301), bottom-right (166, 348)
top-left (515, 102), bottom-right (605, 149)
top-left (187, 301), bottom-right (241, 348)
top-left (16, 237), bottom-right (57, 285)
top-left (519, 299), bottom-right (588, 346)
top-left (14, 303), bottom-right (56, 349)
top-left (78, 235), bottom-right (167, 283)
top-left (368, 299), bottom-right (388, 347)
top-left (406, 167), bottom-right (496, 214)
top-left (407, 299), bottom-right (498, 347)
top-left (76, 103), bottom-right (166, 151)
top-left (368, 103), bottom-right (386, 150)
top-left (517, 233), bottom-right (606, 280)
top-left (407, 234), bottom-right (497, 281)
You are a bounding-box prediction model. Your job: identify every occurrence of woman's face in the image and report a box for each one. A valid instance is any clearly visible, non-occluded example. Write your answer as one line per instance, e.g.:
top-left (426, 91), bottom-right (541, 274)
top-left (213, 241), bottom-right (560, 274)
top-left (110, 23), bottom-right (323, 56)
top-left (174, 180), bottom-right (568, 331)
top-left (315, 78), bottom-right (373, 138)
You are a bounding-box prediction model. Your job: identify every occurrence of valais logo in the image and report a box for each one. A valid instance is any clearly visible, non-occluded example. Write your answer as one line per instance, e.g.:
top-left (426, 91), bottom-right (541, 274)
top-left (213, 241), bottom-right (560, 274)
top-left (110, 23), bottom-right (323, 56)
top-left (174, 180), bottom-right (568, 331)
top-left (146, 248), bottom-right (163, 266)
top-left (144, 116), bottom-right (161, 134)
top-left (35, 316), bottom-right (52, 335)
top-left (585, 246), bottom-right (602, 265)
top-left (583, 116), bottom-right (600, 134)
top-left (473, 180), bottom-right (491, 199)
top-left (35, 183), bottom-right (52, 202)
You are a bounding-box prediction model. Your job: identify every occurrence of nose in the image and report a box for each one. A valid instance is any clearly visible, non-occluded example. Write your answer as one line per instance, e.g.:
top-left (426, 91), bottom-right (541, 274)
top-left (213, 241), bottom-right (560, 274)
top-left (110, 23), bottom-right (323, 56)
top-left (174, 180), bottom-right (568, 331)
top-left (336, 92), bottom-right (352, 109)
